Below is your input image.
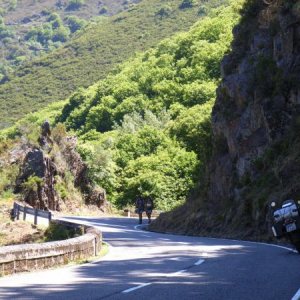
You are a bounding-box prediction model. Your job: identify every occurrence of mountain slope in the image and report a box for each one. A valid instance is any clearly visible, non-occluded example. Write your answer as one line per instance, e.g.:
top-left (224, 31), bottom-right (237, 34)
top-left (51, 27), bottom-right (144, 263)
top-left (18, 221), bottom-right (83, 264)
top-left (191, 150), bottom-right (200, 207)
top-left (0, 0), bottom-right (226, 128)
top-left (0, 0), bottom-right (240, 212)
top-left (0, 0), bottom-right (132, 80)
top-left (51, 1), bottom-right (240, 210)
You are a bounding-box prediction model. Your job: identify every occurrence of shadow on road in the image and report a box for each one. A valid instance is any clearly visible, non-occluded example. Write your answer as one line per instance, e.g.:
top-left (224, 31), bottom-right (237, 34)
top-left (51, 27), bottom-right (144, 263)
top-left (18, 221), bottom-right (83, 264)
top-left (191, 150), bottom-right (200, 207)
top-left (0, 216), bottom-right (299, 300)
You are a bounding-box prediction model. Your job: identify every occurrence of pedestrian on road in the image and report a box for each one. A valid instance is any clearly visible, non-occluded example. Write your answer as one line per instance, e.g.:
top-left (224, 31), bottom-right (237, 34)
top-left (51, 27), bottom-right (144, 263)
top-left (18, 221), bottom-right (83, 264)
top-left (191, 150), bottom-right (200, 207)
top-left (135, 196), bottom-right (144, 224)
top-left (145, 196), bottom-right (154, 224)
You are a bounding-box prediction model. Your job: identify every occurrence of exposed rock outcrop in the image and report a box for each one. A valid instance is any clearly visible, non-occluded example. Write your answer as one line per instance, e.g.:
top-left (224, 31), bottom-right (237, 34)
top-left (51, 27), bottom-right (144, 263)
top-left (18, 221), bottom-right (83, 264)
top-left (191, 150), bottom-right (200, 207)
top-left (15, 122), bottom-right (108, 212)
top-left (15, 148), bottom-right (59, 210)
top-left (153, 0), bottom-right (300, 239)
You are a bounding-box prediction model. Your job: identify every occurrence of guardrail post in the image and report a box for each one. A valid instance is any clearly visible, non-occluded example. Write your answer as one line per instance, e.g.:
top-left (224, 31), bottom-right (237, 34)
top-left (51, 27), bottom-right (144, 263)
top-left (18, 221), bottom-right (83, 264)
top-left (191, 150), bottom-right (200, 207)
top-left (48, 211), bottom-right (52, 223)
top-left (16, 204), bottom-right (20, 220)
top-left (23, 206), bottom-right (27, 221)
top-left (34, 209), bottom-right (38, 225)
top-left (12, 203), bottom-right (17, 220)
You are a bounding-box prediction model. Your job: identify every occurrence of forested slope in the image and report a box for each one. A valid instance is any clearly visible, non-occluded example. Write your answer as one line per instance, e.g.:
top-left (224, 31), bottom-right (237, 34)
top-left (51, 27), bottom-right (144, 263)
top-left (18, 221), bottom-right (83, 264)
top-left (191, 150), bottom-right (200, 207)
top-left (0, 0), bottom-right (131, 81)
top-left (0, 1), bottom-right (242, 213)
top-left (0, 0), bottom-right (227, 128)
top-left (50, 1), bottom-right (242, 211)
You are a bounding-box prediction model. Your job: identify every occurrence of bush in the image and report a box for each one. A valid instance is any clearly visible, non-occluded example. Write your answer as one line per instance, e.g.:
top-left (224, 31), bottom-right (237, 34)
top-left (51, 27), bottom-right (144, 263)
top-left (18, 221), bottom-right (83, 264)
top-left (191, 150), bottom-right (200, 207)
top-left (99, 6), bottom-right (108, 15)
top-left (66, 16), bottom-right (87, 33)
top-left (179, 0), bottom-right (197, 9)
top-left (22, 176), bottom-right (44, 193)
top-left (66, 0), bottom-right (85, 10)
top-left (44, 223), bottom-right (83, 241)
top-left (156, 6), bottom-right (172, 18)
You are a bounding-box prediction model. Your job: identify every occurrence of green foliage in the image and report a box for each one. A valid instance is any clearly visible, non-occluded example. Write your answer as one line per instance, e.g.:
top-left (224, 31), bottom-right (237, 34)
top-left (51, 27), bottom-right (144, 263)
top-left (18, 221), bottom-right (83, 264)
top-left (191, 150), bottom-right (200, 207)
top-left (67, 0), bottom-right (86, 11)
top-left (168, 102), bottom-right (213, 161)
top-left (8, 0), bottom-right (18, 11)
top-left (25, 13), bottom-right (70, 46)
top-left (99, 6), bottom-right (108, 15)
top-left (52, 122), bottom-right (67, 144)
top-left (0, 164), bottom-right (18, 199)
top-left (156, 5), bottom-right (172, 18)
top-left (44, 222), bottom-right (83, 241)
top-left (55, 179), bottom-right (68, 200)
top-left (179, 0), bottom-right (197, 10)
top-left (54, 1), bottom-right (241, 210)
top-left (66, 16), bottom-right (87, 33)
top-left (0, 0), bottom-right (228, 128)
top-left (120, 145), bottom-right (199, 210)
top-left (0, 17), bottom-right (14, 39)
top-left (61, 4), bottom-right (238, 134)
top-left (22, 176), bottom-right (44, 192)
top-left (0, 1), bottom-right (242, 212)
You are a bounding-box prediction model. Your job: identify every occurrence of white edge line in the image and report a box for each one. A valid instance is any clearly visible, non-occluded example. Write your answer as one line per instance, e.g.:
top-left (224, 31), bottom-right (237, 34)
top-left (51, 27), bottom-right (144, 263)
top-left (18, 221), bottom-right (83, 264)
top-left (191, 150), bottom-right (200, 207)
top-left (159, 231), bottom-right (298, 254)
top-left (134, 224), bottom-right (143, 230)
top-left (242, 240), bottom-right (298, 253)
top-left (291, 288), bottom-right (300, 300)
top-left (195, 259), bottom-right (205, 266)
top-left (122, 283), bottom-right (152, 293)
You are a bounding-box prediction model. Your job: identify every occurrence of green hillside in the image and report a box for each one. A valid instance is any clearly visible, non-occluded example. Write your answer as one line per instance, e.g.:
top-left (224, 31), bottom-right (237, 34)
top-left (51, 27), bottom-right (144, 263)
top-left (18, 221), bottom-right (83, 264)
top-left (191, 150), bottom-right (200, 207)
top-left (0, 0), bottom-right (227, 128)
top-left (49, 0), bottom-right (241, 210)
top-left (0, 0), bottom-right (132, 79)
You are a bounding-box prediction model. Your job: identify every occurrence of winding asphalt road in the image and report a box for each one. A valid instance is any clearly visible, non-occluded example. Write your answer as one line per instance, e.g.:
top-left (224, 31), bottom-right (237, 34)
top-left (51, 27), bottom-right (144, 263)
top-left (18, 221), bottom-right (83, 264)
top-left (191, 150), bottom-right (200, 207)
top-left (0, 216), bottom-right (300, 300)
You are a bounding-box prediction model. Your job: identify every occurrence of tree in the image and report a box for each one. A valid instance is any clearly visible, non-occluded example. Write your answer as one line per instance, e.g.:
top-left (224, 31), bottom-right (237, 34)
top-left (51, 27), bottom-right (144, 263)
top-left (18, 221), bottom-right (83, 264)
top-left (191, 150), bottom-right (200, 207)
top-left (179, 0), bottom-right (197, 10)
top-left (66, 16), bottom-right (87, 33)
top-left (66, 0), bottom-right (85, 10)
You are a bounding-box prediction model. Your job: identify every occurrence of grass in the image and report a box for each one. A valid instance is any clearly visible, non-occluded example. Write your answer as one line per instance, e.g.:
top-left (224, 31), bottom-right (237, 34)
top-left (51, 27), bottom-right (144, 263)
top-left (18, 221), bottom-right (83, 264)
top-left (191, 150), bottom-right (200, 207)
top-left (0, 0), bottom-right (228, 128)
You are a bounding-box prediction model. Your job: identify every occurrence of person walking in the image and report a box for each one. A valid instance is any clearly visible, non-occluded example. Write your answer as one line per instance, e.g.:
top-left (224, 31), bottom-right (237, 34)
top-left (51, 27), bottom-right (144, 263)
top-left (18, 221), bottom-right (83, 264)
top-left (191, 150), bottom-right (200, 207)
top-left (135, 196), bottom-right (144, 224)
top-left (145, 196), bottom-right (154, 224)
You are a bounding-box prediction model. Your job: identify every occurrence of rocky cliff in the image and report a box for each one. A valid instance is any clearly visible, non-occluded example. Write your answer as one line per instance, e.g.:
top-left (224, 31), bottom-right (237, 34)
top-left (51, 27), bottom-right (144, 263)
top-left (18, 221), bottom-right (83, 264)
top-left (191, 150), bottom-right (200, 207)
top-left (152, 0), bottom-right (300, 239)
top-left (14, 122), bottom-right (108, 212)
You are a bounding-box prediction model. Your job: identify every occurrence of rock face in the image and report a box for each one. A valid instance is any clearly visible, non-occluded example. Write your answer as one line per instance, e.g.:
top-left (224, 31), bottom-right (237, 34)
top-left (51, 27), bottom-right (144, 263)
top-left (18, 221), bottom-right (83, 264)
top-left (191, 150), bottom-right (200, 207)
top-left (15, 122), bottom-right (108, 212)
top-left (15, 148), bottom-right (59, 210)
top-left (208, 0), bottom-right (300, 234)
top-left (153, 0), bottom-right (300, 239)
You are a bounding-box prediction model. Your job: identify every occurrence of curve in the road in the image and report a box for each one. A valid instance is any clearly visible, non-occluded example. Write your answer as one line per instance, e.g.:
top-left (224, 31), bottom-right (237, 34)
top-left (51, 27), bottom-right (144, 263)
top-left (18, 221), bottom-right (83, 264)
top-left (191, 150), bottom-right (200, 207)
top-left (0, 216), bottom-right (299, 300)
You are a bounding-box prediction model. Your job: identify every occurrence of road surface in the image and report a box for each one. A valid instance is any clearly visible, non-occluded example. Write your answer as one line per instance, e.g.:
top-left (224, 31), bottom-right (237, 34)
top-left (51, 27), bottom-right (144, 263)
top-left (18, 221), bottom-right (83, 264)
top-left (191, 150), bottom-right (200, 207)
top-left (0, 216), bottom-right (300, 300)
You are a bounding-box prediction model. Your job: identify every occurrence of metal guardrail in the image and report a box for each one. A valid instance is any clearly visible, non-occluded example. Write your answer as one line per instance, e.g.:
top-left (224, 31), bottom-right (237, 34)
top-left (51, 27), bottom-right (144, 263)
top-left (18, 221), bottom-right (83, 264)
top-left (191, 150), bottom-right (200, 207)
top-left (12, 202), bottom-right (52, 225)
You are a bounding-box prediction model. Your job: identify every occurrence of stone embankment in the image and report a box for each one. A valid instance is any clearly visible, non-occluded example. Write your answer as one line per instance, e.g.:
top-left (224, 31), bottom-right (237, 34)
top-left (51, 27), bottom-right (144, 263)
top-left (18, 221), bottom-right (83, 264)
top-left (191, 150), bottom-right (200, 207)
top-left (0, 221), bottom-right (102, 276)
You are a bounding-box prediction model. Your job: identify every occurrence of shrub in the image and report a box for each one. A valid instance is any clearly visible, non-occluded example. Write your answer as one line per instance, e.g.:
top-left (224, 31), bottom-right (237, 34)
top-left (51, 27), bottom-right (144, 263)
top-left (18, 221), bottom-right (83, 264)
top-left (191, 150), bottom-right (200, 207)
top-left (99, 6), bottom-right (108, 15)
top-left (22, 176), bottom-right (44, 193)
top-left (66, 16), bottom-right (87, 33)
top-left (179, 0), bottom-right (197, 9)
top-left (156, 6), bottom-right (172, 18)
top-left (44, 223), bottom-right (82, 241)
top-left (66, 0), bottom-right (85, 10)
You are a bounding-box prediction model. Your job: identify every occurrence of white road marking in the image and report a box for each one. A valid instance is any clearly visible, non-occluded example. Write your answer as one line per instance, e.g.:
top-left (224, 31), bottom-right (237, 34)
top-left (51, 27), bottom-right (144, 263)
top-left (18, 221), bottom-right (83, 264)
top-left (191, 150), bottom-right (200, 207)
top-left (238, 240), bottom-right (298, 253)
top-left (291, 288), bottom-right (300, 300)
top-left (194, 259), bottom-right (205, 266)
top-left (142, 234), bottom-right (151, 237)
top-left (158, 228), bottom-right (298, 254)
top-left (122, 283), bottom-right (152, 293)
top-left (167, 270), bottom-right (186, 277)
